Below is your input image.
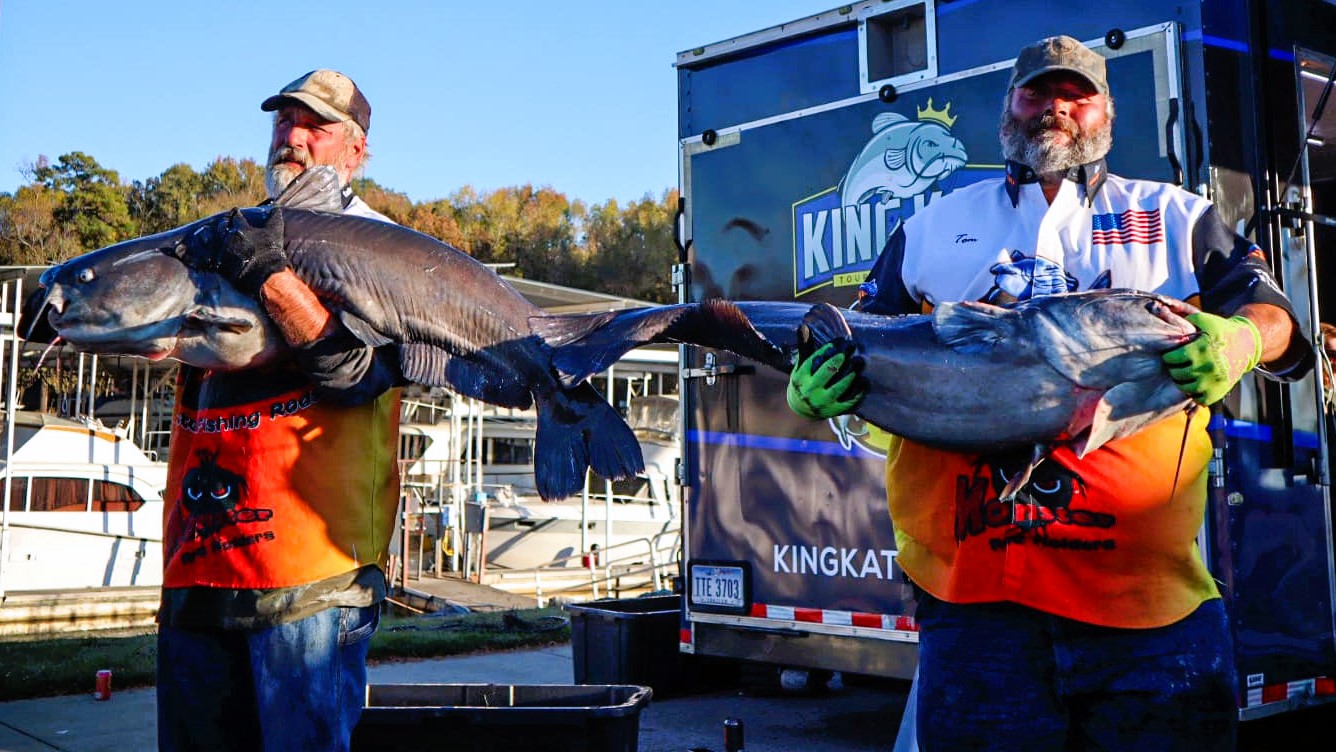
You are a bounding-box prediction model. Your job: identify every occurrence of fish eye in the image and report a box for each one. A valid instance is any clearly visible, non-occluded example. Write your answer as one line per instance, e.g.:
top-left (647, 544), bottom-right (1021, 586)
top-left (76, 268), bottom-right (95, 284)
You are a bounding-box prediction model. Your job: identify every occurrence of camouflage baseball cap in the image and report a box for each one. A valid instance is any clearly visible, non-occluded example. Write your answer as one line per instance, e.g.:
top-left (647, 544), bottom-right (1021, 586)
top-left (1008, 35), bottom-right (1108, 95)
top-left (261, 69), bottom-right (372, 133)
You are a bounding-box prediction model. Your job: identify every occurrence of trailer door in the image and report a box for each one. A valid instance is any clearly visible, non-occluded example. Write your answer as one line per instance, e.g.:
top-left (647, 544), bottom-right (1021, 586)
top-left (1221, 45), bottom-right (1336, 718)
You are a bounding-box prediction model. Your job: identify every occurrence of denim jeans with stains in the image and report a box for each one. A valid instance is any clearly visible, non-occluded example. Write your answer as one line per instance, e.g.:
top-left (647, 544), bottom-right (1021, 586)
top-left (157, 605), bottom-right (379, 752)
top-left (913, 593), bottom-right (1237, 752)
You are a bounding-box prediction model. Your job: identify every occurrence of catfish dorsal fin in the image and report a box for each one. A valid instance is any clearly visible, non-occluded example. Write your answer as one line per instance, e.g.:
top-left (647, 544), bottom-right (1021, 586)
top-left (273, 166), bottom-right (344, 212)
top-left (932, 300), bottom-right (1012, 352)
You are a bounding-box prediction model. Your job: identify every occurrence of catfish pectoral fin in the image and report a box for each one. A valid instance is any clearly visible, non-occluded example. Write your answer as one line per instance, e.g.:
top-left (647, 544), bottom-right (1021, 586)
top-left (185, 308), bottom-right (256, 334)
top-left (1076, 381), bottom-right (1193, 457)
top-left (399, 344), bottom-right (534, 410)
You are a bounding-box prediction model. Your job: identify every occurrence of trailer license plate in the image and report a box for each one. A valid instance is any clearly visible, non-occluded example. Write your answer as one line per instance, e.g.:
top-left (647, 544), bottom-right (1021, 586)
top-left (691, 564), bottom-right (745, 609)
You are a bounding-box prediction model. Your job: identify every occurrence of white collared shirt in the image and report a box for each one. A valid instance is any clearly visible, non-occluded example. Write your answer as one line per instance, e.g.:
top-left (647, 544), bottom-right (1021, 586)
top-left (898, 174), bottom-right (1210, 308)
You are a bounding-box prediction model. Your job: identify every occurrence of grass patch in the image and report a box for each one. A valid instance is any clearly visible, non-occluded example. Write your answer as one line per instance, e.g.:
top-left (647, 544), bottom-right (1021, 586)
top-left (0, 606), bottom-right (570, 702)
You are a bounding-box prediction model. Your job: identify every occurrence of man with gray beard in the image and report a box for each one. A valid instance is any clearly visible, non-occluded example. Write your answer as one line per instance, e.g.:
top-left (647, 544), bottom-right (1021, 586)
top-left (262, 69), bottom-right (390, 222)
top-left (788, 35), bottom-right (1313, 751)
top-left (156, 69), bottom-right (404, 751)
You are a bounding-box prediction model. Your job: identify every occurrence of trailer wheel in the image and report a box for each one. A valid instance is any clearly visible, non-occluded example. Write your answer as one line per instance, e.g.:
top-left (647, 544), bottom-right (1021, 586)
top-left (1105, 28), bottom-right (1126, 50)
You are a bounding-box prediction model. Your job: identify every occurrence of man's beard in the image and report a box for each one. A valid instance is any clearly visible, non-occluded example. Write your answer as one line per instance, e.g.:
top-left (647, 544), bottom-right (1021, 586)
top-left (1000, 109), bottom-right (1112, 175)
top-left (266, 146), bottom-right (315, 199)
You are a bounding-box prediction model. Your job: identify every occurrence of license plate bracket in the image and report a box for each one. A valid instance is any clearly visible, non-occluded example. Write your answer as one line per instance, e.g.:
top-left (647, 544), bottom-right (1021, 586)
top-left (687, 560), bottom-right (752, 614)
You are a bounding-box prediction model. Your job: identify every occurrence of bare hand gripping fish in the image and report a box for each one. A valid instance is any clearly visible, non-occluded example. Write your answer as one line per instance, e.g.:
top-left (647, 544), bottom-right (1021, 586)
top-left (531, 289), bottom-right (1202, 495)
top-left (33, 168), bottom-right (643, 501)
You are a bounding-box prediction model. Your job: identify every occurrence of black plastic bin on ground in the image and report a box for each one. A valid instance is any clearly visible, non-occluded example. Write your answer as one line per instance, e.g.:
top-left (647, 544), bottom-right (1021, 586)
top-left (351, 683), bottom-right (652, 752)
top-left (566, 594), bottom-right (735, 697)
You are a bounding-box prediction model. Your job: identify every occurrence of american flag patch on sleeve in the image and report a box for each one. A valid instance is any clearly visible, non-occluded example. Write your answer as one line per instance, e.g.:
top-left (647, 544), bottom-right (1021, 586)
top-left (1091, 209), bottom-right (1163, 245)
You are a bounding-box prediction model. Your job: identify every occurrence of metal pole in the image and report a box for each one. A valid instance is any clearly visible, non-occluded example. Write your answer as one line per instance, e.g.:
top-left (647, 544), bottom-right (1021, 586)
top-left (87, 355), bottom-right (98, 421)
top-left (0, 278), bottom-right (22, 597)
top-left (75, 353), bottom-right (85, 419)
top-left (450, 396), bottom-right (462, 572)
top-left (604, 365), bottom-right (615, 553)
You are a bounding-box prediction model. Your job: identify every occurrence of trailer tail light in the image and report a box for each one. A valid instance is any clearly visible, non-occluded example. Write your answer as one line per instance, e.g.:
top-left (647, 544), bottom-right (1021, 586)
top-left (1261, 683), bottom-right (1289, 704)
top-left (1246, 677), bottom-right (1336, 710)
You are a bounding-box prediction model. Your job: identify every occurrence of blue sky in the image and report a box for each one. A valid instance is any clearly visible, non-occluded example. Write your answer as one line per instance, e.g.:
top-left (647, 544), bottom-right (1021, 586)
top-left (0, 1), bottom-right (832, 207)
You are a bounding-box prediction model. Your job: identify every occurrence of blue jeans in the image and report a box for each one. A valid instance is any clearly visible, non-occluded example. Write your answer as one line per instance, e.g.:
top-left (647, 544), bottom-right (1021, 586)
top-left (157, 605), bottom-right (379, 752)
top-left (914, 594), bottom-right (1237, 751)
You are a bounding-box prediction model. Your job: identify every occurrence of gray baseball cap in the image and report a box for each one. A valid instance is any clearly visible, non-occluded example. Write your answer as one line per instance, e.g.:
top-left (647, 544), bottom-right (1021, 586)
top-left (1008, 35), bottom-right (1108, 95)
top-left (261, 69), bottom-right (372, 133)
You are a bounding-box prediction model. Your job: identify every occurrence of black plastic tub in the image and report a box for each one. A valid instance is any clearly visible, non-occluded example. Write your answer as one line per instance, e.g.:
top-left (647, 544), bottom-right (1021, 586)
top-left (351, 683), bottom-right (652, 752)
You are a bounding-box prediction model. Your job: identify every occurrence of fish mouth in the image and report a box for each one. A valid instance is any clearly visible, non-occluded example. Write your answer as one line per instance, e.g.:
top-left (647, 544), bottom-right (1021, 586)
top-left (45, 308), bottom-right (182, 359)
top-left (917, 154), bottom-right (967, 179)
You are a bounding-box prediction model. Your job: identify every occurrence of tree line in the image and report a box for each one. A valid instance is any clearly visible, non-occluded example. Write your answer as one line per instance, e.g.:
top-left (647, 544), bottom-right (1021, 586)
top-left (0, 152), bottom-right (681, 303)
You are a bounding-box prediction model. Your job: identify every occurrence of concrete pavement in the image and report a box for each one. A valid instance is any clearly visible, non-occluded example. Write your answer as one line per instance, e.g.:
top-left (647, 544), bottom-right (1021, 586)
top-left (0, 644), bottom-right (576, 752)
top-left (0, 641), bottom-right (914, 751)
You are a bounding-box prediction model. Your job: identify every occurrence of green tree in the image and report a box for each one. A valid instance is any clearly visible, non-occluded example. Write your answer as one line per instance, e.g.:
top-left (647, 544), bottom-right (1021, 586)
top-left (129, 163), bottom-right (204, 235)
top-left (406, 199), bottom-right (468, 249)
top-left (352, 177), bottom-right (414, 225)
top-left (130, 158), bottom-right (267, 234)
top-left (451, 185), bottom-right (586, 285)
top-left (31, 152), bottom-right (136, 254)
top-left (195, 157), bottom-right (267, 217)
top-left (0, 182), bottom-right (82, 265)
top-left (583, 190), bottom-right (679, 303)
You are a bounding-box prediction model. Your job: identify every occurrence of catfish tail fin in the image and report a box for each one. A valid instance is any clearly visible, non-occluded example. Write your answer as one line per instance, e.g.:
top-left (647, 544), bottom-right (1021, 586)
top-left (533, 299), bottom-right (788, 387)
top-left (533, 382), bottom-right (645, 501)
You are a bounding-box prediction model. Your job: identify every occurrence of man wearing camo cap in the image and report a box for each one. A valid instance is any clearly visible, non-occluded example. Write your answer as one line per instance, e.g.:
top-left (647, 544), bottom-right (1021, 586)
top-left (156, 69), bottom-right (404, 751)
top-left (258, 69), bottom-right (390, 220)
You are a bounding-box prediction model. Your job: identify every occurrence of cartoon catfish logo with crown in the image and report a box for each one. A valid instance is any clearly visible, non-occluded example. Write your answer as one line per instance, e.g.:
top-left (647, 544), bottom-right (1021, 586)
top-left (838, 99), bottom-right (969, 209)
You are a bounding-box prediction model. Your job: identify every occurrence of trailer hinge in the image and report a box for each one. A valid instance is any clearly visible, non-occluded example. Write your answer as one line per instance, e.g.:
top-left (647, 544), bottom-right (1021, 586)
top-left (681, 351), bottom-right (752, 385)
top-left (671, 263), bottom-right (688, 290)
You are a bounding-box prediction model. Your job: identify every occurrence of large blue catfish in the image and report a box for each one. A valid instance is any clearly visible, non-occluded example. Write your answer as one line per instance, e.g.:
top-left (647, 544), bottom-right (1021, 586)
top-left (34, 169), bottom-right (642, 501)
top-left (531, 289), bottom-right (1202, 496)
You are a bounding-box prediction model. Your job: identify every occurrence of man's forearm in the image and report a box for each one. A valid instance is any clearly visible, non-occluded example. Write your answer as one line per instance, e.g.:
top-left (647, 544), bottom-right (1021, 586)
top-left (258, 269), bottom-right (336, 346)
top-left (1236, 302), bottom-right (1301, 369)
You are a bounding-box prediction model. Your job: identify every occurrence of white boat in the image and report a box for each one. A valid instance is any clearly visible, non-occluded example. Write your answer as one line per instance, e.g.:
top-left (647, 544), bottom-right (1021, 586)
top-left (0, 411), bottom-right (168, 593)
top-left (398, 389), bottom-right (682, 573)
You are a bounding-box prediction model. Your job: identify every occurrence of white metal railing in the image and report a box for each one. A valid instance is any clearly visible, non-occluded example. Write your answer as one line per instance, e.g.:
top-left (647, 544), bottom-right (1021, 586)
top-left (480, 530), bottom-right (681, 605)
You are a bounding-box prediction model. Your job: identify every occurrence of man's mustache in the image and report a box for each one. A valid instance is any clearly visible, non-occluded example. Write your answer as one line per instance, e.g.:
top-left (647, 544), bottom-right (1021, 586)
top-left (1025, 114), bottom-right (1080, 139)
top-left (269, 147), bottom-right (312, 169)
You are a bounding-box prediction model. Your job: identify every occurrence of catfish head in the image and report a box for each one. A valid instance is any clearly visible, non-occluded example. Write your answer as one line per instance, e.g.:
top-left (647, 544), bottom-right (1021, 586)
top-left (37, 221), bottom-right (286, 370)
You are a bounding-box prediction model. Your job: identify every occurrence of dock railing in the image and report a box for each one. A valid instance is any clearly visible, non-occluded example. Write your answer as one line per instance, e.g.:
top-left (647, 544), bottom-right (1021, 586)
top-left (476, 530), bottom-right (682, 606)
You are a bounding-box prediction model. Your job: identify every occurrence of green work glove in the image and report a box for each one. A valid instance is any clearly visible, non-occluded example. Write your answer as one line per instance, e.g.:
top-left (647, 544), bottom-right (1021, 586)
top-left (787, 340), bottom-right (866, 419)
top-left (1163, 312), bottom-right (1263, 406)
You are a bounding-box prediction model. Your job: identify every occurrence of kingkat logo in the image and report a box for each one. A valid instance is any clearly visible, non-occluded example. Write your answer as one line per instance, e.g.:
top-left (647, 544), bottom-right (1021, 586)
top-left (791, 99), bottom-right (967, 298)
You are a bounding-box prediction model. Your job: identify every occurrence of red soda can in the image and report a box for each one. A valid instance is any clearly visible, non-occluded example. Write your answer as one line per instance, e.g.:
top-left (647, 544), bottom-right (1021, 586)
top-left (94, 669), bottom-right (112, 700)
